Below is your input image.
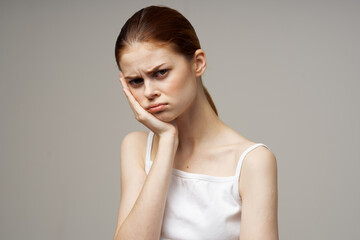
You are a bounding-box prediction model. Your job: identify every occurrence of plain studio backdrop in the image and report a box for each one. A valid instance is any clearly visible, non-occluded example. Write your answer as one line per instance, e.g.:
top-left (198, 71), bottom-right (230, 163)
top-left (1, 0), bottom-right (359, 239)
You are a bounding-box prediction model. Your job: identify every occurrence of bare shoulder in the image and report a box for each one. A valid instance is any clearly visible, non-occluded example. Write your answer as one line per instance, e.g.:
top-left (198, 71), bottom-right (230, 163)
top-left (237, 142), bottom-right (279, 239)
top-left (239, 143), bottom-right (277, 198)
top-left (243, 144), bottom-right (276, 170)
top-left (121, 131), bottom-right (149, 171)
top-left (122, 130), bottom-right (149, 143)
top-left (226, 126), bottom-right (274, 160)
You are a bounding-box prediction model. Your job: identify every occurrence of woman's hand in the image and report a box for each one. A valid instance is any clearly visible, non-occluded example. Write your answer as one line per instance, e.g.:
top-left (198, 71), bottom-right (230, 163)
top-left (119, 72), bottom-right (178, 138)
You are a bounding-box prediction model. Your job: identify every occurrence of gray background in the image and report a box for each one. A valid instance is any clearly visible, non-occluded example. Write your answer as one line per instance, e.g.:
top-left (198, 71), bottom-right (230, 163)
top-left (1, 0), bottom-right (359, 239)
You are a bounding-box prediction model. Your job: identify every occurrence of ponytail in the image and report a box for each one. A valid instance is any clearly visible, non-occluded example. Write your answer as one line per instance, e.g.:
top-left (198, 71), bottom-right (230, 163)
top-left (202, 85), bottom-right (218, 116)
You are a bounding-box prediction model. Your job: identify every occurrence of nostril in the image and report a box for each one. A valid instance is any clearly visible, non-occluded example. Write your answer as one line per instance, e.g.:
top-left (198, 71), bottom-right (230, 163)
top-left (144, 86), bottom-right (160, 99)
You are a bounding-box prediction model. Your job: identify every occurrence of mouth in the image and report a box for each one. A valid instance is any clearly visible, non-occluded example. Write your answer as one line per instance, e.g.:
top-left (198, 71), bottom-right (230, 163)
top-left (147, 103), bottom-right (167, 113)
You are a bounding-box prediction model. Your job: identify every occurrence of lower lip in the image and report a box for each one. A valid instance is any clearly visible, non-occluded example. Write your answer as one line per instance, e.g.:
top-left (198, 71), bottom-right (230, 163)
top-left (149, 104), bottom-right (167, 113)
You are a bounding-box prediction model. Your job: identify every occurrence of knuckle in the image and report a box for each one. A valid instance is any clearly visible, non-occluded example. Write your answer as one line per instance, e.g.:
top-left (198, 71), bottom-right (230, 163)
top-left (137, 114), bottom-right (145, 122)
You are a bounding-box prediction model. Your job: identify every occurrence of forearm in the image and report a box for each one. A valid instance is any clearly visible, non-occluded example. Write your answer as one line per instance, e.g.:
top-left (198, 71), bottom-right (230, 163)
top-left (115, 134), bottom-right (178, 240)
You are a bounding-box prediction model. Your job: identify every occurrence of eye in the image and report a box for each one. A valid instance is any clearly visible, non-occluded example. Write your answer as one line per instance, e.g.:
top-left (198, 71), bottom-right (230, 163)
top-left (128, 78), bottom-right (143, 87)
top-left (154, 69), bottom-right (169, 78)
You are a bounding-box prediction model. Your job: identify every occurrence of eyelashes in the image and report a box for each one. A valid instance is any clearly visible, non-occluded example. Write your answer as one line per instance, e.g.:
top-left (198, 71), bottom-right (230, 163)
top-left (129, 78), bottom-right (143, 86)
top-left (154, 69), bottom-right (168, 78)
top-left (128, 69), bottom-right (169, 87)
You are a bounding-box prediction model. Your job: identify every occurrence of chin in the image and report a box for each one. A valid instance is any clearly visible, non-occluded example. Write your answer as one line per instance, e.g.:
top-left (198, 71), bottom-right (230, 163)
top-left (153, 111), bottom-right (177, 122)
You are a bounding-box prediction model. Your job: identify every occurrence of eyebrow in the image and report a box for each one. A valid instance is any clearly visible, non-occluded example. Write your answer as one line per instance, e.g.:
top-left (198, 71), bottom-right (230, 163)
top-left (124, 63), bottom-right (167, 80)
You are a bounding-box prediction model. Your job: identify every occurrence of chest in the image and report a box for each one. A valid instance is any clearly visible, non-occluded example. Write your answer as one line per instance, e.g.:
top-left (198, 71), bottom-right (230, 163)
top-left (160, 175), bottom-right (242, 240)
top-left (171, 146), bottom-right (241, 177)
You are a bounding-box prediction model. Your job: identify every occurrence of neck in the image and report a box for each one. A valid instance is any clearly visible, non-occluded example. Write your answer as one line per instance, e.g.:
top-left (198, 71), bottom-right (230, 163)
top-left (175, 87), bottom-right (225, 151)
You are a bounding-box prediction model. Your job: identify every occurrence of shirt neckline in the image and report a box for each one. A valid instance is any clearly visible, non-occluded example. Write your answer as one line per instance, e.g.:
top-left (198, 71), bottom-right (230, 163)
top-left (146, 160), bottom-right (235, 182)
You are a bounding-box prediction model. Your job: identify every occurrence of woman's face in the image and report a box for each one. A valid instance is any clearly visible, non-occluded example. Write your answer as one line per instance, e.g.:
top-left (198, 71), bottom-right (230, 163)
top-left (119, 42), bottom-right (199, 122)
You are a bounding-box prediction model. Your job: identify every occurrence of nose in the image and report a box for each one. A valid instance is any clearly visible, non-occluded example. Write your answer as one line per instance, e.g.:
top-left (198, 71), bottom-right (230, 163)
top-left (143, 79), bottom-right (160, 99)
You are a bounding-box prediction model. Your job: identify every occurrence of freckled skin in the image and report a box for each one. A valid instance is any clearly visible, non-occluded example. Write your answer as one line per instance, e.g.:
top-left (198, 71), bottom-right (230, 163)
top-left (119, 42), bottom-right (199, 122)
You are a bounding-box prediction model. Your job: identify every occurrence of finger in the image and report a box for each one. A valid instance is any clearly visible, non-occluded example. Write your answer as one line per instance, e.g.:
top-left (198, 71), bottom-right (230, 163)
top-left (119, 72), bottom-right (128, 90)
top-left (118, 73), bottom-right (136, 110)
top-left (123, 87), bottom-right (148, 115)
top-left (118, 74), bottom-right (135, 104)
top-left (119, 74), bottom-right (134, 103)
top-left (118, 74), bottom-right (148, 115)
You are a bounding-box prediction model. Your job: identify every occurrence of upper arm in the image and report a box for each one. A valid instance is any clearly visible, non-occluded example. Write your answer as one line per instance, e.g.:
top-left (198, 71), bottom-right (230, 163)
top-left (239, 146), bottom-right (279, 240)
top-left (114, 131), bottom-right (148, 238)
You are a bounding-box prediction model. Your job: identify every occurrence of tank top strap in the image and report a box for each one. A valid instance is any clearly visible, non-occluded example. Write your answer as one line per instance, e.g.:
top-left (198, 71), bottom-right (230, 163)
top-left (145, 131), bottom-right (154, 167)
top-left (232, 143), bottom-right (270, 201)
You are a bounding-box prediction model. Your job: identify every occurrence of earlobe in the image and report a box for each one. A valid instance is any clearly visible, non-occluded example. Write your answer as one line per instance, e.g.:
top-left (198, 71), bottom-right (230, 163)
top-left (194, 49), bottom-right (207, 77)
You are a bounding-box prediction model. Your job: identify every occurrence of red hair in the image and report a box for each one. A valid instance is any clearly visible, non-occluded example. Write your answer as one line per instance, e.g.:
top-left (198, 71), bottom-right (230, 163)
top-left (114, 5), bottom-right (218, 115)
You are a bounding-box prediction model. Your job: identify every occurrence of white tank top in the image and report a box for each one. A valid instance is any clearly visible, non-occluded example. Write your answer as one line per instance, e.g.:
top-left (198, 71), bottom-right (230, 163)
top-left (145, 131), bottom-right (270, 240)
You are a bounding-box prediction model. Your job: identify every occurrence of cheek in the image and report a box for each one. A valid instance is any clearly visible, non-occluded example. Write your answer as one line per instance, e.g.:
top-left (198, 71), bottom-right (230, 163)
top-left (166, 75), bottom-right (196, 107)
top-left (167, 72), bottom-right (195, 96)
top-left (129, 89), bottom-right (144, 104)
top-left (165, 80), bottom-right (182, 95)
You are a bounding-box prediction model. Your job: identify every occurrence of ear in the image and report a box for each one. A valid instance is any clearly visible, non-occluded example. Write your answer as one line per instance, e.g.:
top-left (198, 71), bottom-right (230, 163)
top-left (193, 49), bottom-right (207, 77)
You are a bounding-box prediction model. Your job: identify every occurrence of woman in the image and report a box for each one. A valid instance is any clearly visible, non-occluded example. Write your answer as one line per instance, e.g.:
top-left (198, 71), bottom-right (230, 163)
top-left (113, 5), bottom-right (278, 240)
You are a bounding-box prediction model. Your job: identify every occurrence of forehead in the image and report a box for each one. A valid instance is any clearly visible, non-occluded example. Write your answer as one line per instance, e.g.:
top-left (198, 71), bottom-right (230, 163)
top-left (119, 42), bottom-right (186, 74)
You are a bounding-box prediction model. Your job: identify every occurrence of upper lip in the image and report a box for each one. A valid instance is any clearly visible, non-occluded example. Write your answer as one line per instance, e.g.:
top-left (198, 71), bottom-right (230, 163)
top-left (146, 103), bottom-right (167, 110)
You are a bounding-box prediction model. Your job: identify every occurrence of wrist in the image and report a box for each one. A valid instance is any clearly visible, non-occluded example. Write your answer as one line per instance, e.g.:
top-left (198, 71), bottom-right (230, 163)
top-left (158, 126), bottom-right (177, 138)
top-left (158, 131), bottom-right (178, 146)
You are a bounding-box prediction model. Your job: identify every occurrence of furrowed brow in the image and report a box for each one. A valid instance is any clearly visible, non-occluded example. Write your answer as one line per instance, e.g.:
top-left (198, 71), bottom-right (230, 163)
top-left (145, 63), bottom-right (166, 74)
top-left (124, 63), bottom-right (166, 80)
